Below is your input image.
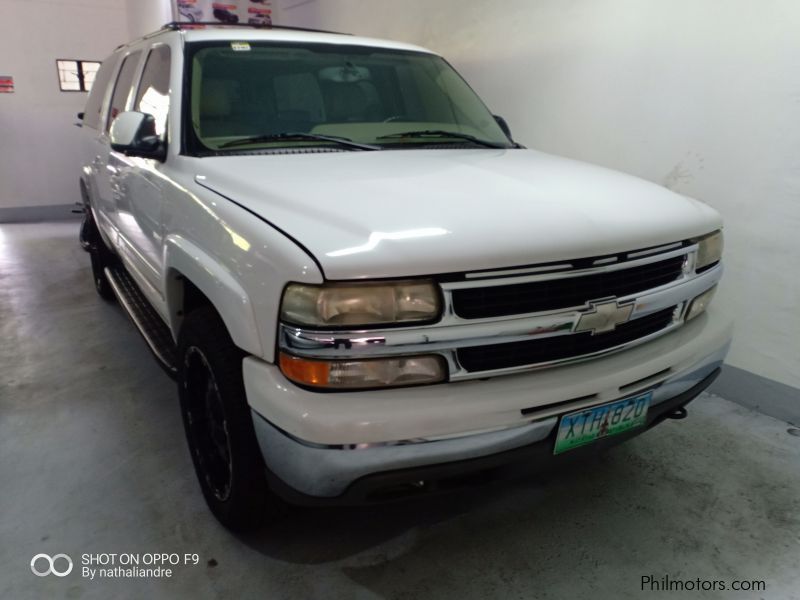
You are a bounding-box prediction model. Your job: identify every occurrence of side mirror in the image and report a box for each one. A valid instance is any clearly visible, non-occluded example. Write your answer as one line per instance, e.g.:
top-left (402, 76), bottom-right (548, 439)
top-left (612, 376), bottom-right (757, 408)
top-left (109, 111), bottom-right (166, 161)
top-left (494, 115), bottom-right (513, 141)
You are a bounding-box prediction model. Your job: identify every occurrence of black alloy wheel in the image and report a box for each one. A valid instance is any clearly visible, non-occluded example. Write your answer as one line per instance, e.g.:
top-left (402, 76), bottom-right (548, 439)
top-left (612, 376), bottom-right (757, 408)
top-left (178, 307), bottom-right (277, 531)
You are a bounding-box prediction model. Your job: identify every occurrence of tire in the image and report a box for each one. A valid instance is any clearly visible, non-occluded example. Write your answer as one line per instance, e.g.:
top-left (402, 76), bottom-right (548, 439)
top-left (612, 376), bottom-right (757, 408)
top-left (177, 307), bottom-right (276, 531)
top-left (84, 212), bottom-right (116, 302)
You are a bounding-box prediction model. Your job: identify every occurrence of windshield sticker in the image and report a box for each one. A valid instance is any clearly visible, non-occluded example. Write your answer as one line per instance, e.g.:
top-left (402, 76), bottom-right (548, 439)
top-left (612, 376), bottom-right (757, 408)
top-left (230, 42), bottom-right (251, 52)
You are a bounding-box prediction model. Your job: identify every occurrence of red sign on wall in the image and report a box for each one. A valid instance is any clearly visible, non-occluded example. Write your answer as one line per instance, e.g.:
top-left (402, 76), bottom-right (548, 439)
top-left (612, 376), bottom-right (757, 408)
top-left (0, 75), bottom-right (13, 93)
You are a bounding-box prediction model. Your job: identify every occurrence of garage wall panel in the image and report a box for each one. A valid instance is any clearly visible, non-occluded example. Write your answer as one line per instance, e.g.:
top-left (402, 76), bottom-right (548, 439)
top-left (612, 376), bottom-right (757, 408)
top-left (127, 0), bottom-right (174, 39)
top-left (277, 0), bottom-right (800, 390)
top-left (0, 0), bottom-right (128, 217)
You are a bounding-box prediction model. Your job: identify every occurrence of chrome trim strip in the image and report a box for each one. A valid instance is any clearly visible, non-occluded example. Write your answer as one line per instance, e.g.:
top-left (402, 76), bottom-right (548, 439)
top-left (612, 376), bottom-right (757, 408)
top-left (593, 256), bottom-right (618, 265)
top-left (627, 241), bottom-right (683, 259)
top-left (445, 244), bottom-right (694, 289)
top-left (464, 262), bottom-right (572, 279)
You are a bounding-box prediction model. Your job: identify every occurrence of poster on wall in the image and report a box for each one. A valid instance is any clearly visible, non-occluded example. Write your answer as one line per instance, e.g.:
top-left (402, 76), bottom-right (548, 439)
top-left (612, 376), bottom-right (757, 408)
top-left (175, 0), bottom-right (273, 26)
top-left (0, 75), bottom-right (14, 93)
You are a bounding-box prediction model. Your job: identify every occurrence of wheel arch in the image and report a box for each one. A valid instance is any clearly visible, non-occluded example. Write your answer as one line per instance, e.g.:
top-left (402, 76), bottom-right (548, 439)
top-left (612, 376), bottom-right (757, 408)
top-left (164, 236), bottom-right (263, 357)
top-left (79, 173), bottom-right (90, 201)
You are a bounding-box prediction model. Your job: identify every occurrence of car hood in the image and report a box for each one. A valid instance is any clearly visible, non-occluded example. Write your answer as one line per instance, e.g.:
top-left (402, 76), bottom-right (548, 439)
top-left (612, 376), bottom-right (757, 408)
top-left (194, 149), bottom-right (721, 280)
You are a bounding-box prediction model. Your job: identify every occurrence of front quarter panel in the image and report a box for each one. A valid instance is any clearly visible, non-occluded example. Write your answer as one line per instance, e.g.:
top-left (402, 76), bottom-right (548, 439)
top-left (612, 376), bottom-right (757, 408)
top-left (160, 158), bottom-right (323, 361)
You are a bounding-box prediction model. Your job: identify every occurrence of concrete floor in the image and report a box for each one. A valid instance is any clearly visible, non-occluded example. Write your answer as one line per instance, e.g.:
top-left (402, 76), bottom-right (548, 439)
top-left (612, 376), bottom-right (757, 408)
top-left (1, 221), bottom-right (799, 600)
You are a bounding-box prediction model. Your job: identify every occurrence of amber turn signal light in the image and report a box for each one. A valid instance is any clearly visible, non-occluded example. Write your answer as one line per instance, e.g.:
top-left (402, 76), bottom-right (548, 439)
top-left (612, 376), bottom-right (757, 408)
top-left (278, 352), bottom-right (446, 390)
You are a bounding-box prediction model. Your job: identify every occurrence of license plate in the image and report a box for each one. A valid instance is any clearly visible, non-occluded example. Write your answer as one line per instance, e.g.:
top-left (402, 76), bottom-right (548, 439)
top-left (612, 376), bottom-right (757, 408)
top-left (553, 391), bottom-right (652, 455)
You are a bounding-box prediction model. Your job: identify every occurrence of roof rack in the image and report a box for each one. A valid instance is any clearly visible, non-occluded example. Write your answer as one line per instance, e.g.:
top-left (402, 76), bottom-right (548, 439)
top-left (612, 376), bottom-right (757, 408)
top-left (162, 21), bottom-right (351, 36)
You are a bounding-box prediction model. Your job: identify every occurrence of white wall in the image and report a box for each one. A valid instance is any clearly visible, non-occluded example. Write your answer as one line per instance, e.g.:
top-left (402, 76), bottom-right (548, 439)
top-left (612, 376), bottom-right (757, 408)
top-left (126, 0), bottom-right (173, 39)
top-left (278, 0), bottom-right (800, 389)
top-left (0, 0), bottom-right (128, 212)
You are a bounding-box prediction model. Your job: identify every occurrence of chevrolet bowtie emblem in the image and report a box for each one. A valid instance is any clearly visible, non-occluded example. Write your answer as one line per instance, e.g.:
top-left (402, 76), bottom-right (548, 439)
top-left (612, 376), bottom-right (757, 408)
top-left (574, 299), bottom-right (634, 335)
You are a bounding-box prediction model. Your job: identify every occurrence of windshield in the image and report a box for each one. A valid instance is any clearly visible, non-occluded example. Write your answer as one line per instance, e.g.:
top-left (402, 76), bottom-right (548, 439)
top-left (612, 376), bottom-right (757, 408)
top-left (185, 41), bottom-right (513, 154)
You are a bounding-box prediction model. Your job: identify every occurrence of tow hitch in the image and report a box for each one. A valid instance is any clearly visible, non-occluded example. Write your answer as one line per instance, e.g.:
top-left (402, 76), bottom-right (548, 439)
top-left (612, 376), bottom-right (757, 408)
top-left (667, 407), bottom-right (688, 420)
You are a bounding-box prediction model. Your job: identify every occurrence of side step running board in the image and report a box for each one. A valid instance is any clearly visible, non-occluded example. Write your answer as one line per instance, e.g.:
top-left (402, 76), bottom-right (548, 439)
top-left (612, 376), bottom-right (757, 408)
top-left (105, 266), bottom-right (178, 377)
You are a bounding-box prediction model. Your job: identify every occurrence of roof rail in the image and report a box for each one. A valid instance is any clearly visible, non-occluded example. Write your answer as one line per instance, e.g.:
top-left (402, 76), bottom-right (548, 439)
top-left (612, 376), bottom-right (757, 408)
top-left (115, 23), bottom-right (176, 49)
top-left (161, 21), bottom-right (351, 36)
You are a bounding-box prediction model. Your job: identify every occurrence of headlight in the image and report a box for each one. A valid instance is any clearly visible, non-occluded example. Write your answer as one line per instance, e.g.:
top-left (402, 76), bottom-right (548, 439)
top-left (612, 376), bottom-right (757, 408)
top-left (695, 230), bottom-right (723, 272)
top-left (686, 285), bottom-right (717, 321)
top-left (280, 280), bottom-right (441, 327)
top-left (279, 352), bottom-right (447, 389)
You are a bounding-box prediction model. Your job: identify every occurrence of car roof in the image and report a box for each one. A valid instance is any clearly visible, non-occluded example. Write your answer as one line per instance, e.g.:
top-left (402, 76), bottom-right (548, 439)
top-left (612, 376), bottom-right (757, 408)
top-left (129, 25), bottom-right (435, 56)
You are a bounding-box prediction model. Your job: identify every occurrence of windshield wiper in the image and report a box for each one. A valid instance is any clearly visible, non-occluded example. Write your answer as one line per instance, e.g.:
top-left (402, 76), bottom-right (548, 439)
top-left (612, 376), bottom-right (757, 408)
top-left (219, 132), bottom-right (380, 151)
top-left (376, 129), bottom-right (507, 149)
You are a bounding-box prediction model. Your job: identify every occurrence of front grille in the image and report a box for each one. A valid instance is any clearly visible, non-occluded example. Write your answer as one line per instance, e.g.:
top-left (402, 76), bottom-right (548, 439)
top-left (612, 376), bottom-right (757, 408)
top-left (457, 307), bottom-right (677, 372)
top-left (452, 256), bottom-right (685, 319)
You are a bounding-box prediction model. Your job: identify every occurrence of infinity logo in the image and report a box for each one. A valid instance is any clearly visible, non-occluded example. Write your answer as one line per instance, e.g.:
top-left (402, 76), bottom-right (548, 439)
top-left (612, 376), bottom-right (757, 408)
top-left (30, 553), bottom-right (73, 577)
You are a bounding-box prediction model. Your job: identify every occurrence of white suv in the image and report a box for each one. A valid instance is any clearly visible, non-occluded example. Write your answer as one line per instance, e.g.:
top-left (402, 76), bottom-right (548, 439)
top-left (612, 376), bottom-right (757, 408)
top-left (78, 23), bottom-right (732, 530)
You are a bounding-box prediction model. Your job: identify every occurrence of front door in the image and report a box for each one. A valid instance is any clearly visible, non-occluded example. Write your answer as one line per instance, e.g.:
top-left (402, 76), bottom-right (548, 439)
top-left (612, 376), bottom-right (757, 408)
top-left (107, 44), bottom-right (172, 306)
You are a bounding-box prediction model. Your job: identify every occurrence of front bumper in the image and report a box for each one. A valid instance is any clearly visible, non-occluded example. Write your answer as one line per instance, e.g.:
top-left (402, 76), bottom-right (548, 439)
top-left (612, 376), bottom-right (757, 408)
top-left (256, 368), bottom-right (720, 504)
top-left (246, 309), bottom-right (732, 502)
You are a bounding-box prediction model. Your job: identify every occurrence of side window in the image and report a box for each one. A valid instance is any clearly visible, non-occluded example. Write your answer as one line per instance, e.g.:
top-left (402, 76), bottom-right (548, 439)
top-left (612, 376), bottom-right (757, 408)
top-left (82, 54), bottom-right (120, 130)
top-left (106, 51), bottom-right (142, 132)
top-left (135, 45), bottom-right (171, 140)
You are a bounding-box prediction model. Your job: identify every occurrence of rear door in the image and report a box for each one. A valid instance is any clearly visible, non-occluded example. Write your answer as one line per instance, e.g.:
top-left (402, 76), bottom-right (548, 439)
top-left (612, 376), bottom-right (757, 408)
top-left (80, 52), bottom-right (120, 239)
